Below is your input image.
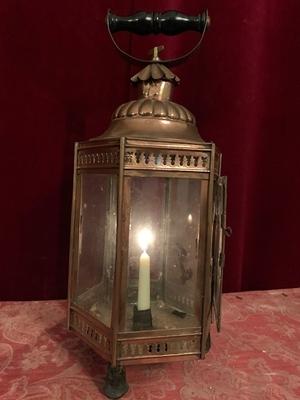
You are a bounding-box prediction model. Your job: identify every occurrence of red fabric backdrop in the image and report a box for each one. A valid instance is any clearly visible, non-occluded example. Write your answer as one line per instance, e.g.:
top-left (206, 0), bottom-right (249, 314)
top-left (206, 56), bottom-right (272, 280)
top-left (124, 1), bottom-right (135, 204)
top-left (1, 0), bottom-right (300, 300)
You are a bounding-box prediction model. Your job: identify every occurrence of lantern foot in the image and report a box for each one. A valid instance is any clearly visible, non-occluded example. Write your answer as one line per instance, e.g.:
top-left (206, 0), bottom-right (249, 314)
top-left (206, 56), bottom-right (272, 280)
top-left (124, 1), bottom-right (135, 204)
top-left (103, 364), bottom-right (129, 399)
top-left (133, 305), bottom-right (152, 330)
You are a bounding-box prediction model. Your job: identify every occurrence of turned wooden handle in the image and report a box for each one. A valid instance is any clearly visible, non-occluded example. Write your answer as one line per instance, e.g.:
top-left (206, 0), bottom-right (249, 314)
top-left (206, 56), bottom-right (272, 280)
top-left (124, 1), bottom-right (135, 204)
top-left (107, 10), bottom-right (210, 36)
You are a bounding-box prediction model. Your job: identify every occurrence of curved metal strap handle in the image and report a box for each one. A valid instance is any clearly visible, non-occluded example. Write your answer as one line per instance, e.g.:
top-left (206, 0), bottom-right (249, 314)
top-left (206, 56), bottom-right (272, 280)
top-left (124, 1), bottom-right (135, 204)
top-left (106, 10), bottom-right (210, 65)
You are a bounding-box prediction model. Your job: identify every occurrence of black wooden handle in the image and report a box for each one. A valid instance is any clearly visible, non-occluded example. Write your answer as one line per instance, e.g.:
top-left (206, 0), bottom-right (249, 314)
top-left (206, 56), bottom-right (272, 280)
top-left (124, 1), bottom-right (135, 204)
top-left (107, 10), bottom-right (209, 36)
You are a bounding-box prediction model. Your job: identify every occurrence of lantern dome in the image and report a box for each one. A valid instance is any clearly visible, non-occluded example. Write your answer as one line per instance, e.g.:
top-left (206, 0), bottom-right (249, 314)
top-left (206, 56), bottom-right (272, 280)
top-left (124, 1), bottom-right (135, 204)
top-left (99, 62), bottom-right (203, 142)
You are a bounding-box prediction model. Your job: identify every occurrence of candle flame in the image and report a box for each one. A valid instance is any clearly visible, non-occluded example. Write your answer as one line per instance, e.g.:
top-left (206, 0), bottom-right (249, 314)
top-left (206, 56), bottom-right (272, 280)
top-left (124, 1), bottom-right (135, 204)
top-left (137, 228), bottom-right (154, 252)
top-left (188, 214), bottom-right (193, 223)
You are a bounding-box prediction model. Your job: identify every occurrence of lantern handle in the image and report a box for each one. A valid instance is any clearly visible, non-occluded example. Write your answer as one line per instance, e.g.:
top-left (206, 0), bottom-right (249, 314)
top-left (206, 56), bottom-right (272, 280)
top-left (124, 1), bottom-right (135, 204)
top-left (106, 9), bottom-right (210, 65)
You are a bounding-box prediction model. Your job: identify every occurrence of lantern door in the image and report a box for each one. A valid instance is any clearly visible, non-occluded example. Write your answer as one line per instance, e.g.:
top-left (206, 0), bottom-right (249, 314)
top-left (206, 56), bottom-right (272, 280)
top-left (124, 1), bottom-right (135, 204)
top-left (212, 175), bottom-right (229, 332)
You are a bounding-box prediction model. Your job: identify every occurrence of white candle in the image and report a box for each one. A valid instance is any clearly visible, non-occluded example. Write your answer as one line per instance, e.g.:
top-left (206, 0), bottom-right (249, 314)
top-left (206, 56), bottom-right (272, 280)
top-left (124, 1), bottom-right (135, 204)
top-left (137, 228), bottom-right (154, 311)
top-left (137, 251), bottom-right (150, 310)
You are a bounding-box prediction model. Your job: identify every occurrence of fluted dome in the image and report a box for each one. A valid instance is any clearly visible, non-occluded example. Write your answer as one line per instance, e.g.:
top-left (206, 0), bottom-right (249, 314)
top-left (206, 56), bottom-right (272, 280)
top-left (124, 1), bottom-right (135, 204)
top-left (113, 98), bottom-right (195, 124)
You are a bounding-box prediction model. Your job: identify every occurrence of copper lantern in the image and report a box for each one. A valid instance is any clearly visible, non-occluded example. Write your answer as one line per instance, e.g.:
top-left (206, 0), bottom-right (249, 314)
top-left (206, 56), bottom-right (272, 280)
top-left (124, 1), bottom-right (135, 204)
top-left (67, 10), bottom-right (230, 399)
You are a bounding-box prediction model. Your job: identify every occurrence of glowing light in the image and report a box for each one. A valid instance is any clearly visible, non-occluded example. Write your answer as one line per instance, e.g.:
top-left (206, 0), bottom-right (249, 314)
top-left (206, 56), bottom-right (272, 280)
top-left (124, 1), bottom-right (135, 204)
top-left (188, 214), bottom-right (193, 223)
top-left (137, 228), bottom-right (154, 252)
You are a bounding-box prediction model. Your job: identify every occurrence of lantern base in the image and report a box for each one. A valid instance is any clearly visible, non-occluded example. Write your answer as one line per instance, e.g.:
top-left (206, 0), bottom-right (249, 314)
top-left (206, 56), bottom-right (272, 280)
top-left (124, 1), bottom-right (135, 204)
top-left (133, 305), bottom-right (152, 331)
top-left (103, 364), bottom-right (129, 399)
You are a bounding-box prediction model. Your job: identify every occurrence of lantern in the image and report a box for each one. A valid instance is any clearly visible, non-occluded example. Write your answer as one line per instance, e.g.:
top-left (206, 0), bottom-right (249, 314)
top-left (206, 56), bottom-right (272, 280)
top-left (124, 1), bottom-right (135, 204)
top-left (67, 10), bottom-right (230, 399)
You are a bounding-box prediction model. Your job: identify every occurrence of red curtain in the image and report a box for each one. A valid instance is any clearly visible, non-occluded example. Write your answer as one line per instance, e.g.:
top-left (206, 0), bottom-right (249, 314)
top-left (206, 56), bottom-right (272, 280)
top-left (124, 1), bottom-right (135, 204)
top-left (1, 0), bottom-right (300, 300)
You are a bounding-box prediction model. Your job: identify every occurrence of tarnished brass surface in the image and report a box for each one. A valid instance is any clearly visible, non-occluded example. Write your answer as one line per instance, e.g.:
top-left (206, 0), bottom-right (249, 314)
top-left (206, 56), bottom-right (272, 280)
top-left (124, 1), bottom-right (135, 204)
top-left (67, 48), bottom-right (227, 370)
top-left (101, 117), bottom-right (200, 141)
top-left (69, 307), bottom-right (112, 362)
top-left (113, 97), bottom-right (193, 123)
top-left (95, 61), bottom-right (203, 142)
top-left (117, 334), bottom-right (201, 362)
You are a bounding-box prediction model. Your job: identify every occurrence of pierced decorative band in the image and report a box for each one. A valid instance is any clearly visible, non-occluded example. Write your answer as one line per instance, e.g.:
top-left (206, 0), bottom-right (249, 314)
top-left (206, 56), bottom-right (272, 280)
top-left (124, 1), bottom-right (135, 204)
top-left (70, 310), bottom-right (111, 354)
top-left (77, 147), bottom-right (210, 171)
top-left (124, 150), bottom-right (210, 170)
top-left (78, 149), bottom-right (119, 168)
top-left (118, 336), bottom-right (201, 359)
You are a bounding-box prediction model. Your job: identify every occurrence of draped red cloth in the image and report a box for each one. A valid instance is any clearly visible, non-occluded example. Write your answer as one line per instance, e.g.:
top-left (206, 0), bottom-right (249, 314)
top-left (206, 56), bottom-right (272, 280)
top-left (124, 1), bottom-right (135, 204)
top-left (0, 290), bottom-right (299, 399)
top-left (1, 0), bottom-right (300, 300)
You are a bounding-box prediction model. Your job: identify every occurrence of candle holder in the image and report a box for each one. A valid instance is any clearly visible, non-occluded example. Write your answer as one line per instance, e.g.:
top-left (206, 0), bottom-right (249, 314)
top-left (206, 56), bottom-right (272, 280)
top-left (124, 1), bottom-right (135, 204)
top-left (67, 8), bottom-right (231, 399)
top-left (133, 305), bottom-right (153, 331)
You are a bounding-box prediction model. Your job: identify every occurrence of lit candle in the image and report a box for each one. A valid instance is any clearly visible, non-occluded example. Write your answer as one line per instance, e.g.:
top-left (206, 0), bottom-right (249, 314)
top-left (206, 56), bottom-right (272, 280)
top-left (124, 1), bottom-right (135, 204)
top-left (188, 213), bottom-right (193, 224)
top-left (137, 228), bottom-right (154, 311)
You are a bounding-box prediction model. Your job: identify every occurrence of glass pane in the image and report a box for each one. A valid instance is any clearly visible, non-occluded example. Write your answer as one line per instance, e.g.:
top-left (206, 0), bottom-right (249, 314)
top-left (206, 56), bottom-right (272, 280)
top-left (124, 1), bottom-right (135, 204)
top-left (123, 176), bottom-right (207, 332)
top-left (74, 173), bottom-right (117, 327)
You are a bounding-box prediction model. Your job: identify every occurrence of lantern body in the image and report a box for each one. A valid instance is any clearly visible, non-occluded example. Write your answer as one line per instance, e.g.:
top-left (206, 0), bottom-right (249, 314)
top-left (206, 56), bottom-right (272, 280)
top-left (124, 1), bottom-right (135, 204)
top-left (67, 62), bottom-right (228, 396)
top-left (68, 137), bottom-right (226, 363)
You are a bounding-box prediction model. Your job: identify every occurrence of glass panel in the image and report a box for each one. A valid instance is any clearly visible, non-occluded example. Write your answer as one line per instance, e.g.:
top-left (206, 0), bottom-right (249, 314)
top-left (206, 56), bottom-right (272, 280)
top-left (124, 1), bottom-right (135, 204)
top-left (74, 173), bottom-right (117, 327)
top-left (123, 176), bottom-right (207, 332)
